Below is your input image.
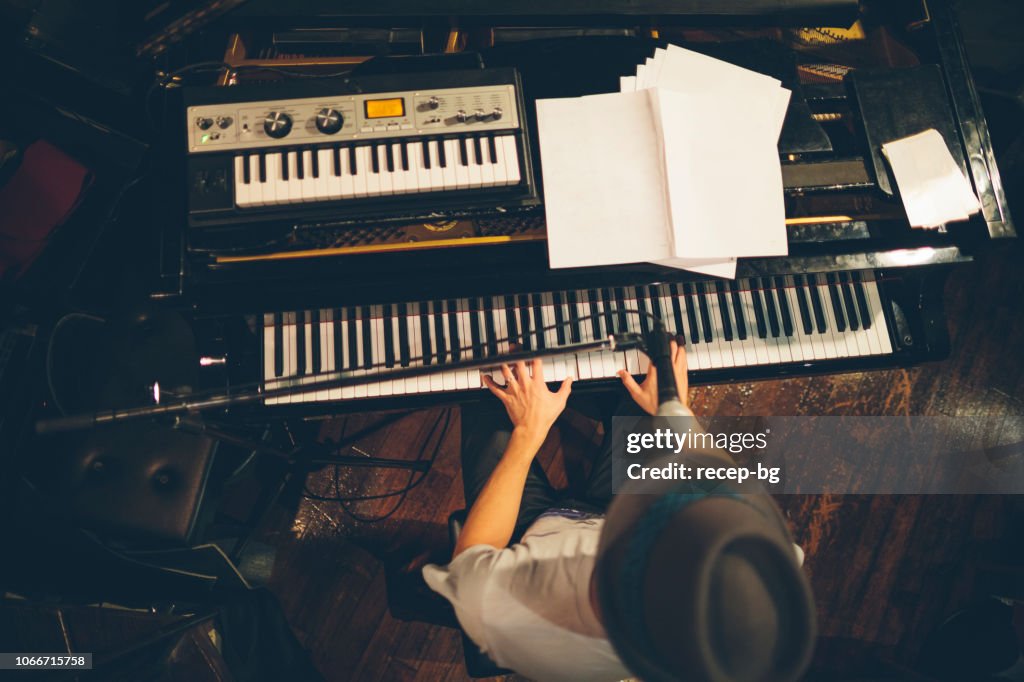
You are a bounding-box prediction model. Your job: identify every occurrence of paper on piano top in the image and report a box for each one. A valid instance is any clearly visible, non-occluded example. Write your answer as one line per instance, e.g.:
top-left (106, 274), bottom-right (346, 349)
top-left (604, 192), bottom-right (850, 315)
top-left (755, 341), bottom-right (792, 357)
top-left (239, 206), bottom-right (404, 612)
top-left (537, 90), bottom-right (675, 268)
top-left (881, 128), bottom-right (981, 229)
top-left (635, 46), bottom-right (790, 275)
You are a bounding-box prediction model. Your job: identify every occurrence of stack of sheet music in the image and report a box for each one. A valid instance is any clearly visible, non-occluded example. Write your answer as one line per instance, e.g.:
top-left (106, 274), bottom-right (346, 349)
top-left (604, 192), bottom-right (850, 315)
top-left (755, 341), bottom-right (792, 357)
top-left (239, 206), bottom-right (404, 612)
top-left (536, 44), bottom-right (792, 279)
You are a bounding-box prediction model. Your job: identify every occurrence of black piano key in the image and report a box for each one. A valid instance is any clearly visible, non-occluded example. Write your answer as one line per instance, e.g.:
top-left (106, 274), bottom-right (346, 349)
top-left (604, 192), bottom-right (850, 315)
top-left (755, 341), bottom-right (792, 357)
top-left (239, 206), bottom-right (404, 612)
top-left (432, 300), bottom-right (447, 362)
top-left (807, 275), bottom-right (827, 333)
top-left (347, 307), bottom-right (359, 369)
top-left (332, 147), bottom-right (341, 176)
top-left (361, 305), bottom-right (373, 369)
top-left (458, 137), bottom-right (469, 166)
top-left (420, 140), bottom-right (432, 169)
top-left (695, 282), bottom-right (714, 342)
top-left (484, 297), bottom-right (498, 356)
top-left (397, 302), bottom-right (410, 367)
top-left (310, 309), bottom-right (321, 373)
top-left (311, 150), bottom-right (319, 178)
top-left (242, 155), bottom-right (251, 184)
top-left (682, 282), bottom-right (701, 343)
top-left (728, 281), bottom-right (747, 340)
top-left (333, 308), bottom-right (344, 370)
top-left (504, 295), bottom-right (519, 346)
top-left (566, 290), bottom-right (582, 343)
top-left (297, 151), bottom-right (306, 180)
top-left (602, 289), bottom-right (617, 333)
top-left (669, 284), bottom-right (686, 343)
top-left (851, 271), bottom-right (873, 330)
top-left (472, 137), bottom-right (484, 165)
top-left (487, 135), bottom-right (498, 164)
top-left (793, 275), bottom-right (813, 335)
top-left (400, 142), bottom-right (410, 171)
top-left (518, 294), bottom-right (532, 350)
top-left (760, 277), bottom-right (781, 338)
top-left (382, 304), bottom-right (395, 368)
top-left (634, 286), bottom-right (651, 335)
top-left (749, 280), bottom-right (769, 339)
top-left (273, 312), bottom-right (284, 377)
top-left (447, 299), bottom-right (461, 361)
top-left (825, 273), bottom-right (847, 332)
top-left (385, 144), bottom-right (395, 173)
top-left (838, 272), bottom-right (860, 331)
top-left (773, 276), bottom-right (794, 337)
top-left (281, 153), bottom-right (289, 181)
top-left (468, 298), bottom-right (482, 359)
top-left (295, 311), bottom-right (307, 375)
top-left (437, 139), bottom-right (447, 167)
top-left (552, 291), bottom-right (566, 345)
top-left (419, 302), bottom-right (432, 365)
top-left (587, 289), bottom-right (603, 340)
top-left (531, 293), bottom-right (545, 350)
top-left (715, 282), bottom-right (734, 342)
top-left (348, 146), bottom-right (358, 175)
top-left (258, 153), bottom-right (267, 183)
top-left (371, 145), bottom-right (380, 174)
top-left (648, 285), bottom-right (664, 322)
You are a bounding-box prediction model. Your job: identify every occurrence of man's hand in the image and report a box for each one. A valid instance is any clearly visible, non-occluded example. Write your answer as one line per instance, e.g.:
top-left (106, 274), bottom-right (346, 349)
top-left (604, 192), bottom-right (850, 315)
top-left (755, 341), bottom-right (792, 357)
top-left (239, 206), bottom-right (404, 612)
top-left (482, 359), bottom-right (573, 446)
top-left (617, 339), bottom-right (691, 416)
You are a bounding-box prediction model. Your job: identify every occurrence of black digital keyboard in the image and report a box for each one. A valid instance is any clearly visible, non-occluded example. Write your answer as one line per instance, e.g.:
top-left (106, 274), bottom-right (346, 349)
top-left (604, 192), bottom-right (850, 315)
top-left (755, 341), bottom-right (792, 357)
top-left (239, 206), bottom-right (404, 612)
top-left (184, 68), bottom-right (539, 245)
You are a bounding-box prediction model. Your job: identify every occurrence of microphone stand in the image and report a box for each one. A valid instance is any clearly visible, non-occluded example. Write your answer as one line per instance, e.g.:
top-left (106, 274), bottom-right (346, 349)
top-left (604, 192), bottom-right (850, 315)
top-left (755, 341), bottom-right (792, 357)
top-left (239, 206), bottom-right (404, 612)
top-left (646, 320), bottom-right (691, 417)
top-left (35, 335), bottom-right (643, 435)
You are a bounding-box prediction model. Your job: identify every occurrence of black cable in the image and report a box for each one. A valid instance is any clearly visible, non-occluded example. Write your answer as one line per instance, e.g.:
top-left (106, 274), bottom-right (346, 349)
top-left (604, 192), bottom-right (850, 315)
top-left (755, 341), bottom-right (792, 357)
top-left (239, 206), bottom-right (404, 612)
top-left (302, 408), bottom-right (453, 523)
top-left (168, 305), bottom-right (662, 404)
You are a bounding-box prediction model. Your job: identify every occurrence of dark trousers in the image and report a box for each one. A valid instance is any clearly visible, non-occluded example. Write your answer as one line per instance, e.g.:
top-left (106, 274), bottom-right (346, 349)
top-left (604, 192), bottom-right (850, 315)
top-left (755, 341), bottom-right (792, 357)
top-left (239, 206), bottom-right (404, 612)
top-left (461, 397), bottom-right (641, 541)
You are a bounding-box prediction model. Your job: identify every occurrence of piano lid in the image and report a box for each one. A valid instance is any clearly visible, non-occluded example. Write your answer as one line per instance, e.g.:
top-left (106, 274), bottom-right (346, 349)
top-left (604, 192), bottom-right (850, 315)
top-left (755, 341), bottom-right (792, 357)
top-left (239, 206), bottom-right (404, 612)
top-left (226, 0), bottom-right (861, 28)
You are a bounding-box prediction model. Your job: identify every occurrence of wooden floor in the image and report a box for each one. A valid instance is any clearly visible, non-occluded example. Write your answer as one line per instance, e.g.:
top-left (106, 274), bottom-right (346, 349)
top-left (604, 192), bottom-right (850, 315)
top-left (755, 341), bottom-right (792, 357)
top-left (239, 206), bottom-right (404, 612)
top-left (251, 238), bottom-right (1024, 681)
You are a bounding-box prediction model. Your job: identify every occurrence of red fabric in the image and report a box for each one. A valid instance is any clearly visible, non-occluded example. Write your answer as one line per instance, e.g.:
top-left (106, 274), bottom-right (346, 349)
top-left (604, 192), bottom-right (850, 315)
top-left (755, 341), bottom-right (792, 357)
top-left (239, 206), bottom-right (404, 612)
top-left (0, 139), bottom-right (92, 279)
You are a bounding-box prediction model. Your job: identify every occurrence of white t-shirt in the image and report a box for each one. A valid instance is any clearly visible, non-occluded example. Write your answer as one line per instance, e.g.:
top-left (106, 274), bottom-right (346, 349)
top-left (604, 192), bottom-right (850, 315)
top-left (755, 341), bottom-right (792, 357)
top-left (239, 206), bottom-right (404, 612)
top-left (423, 511), bottom-right (632, 682)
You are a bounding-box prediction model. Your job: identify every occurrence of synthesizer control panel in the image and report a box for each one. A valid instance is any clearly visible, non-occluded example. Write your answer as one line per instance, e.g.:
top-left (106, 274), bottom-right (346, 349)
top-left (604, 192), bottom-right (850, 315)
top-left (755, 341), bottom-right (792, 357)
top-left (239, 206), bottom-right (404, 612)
top-left (187, 84), bottom-right (520, 154)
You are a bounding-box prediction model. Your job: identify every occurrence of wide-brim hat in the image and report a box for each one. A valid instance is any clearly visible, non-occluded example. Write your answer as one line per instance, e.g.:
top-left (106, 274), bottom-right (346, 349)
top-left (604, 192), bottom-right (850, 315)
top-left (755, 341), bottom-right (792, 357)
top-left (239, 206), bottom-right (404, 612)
top-left (595, 449), bottom-right (816, 682)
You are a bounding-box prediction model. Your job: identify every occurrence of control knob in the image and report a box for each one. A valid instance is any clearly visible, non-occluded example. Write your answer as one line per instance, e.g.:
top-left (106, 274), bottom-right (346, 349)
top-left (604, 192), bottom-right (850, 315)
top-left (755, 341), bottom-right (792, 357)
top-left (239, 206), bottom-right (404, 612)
top-left (196, 117), bottom-right (214, 130)
top-left (455, 109), bottom-right (468, 123)
top-left (427, 96), bottom-right (440, 109)
top-left (473, 109), bottom-right (487, 121)
top-left (263, 111), bottom-right (293, 139)
top-left (491, 107), bottom-right (503, 120)
top-left (315, 108), bottom-right (344, 135)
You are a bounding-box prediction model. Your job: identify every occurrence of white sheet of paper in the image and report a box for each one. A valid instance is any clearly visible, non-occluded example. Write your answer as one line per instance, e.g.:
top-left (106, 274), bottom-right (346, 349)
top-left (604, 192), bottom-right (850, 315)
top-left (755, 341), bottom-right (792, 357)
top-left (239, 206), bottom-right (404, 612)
top-left (654, 88), bottom-right (788, 259)
top-left (536, 90), bottom-right (674, 268)
top-left (655, 257), bottom-right (738, 278)
top-left (882, 128), bottom-right (981, 229)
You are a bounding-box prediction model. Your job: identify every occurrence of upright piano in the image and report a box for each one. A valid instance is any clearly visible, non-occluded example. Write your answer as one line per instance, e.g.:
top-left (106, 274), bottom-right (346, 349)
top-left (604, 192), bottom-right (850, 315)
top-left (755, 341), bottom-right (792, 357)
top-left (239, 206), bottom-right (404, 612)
top-left (151, 0), bottom-right (1014, 417)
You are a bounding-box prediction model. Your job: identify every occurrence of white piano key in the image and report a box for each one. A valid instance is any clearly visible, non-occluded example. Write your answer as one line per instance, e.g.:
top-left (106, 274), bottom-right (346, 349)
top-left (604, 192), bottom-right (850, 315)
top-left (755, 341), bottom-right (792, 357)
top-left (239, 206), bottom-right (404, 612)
top-left (362, 146), bottom-right (381, 196)
top-left (451, 139), bottom-right (470, 190)
top-left (376, 145), bottom-right (394, 196)
top-left (425, 307), bottom-right (444, 392)
top-left (783, 277), bottom-right (815, 362)
top-left (352, 315), bottom-right (368, 399)
top-left (403, 142), bottom-right (421, 195)
top-left (812, 276), bottom-right (841, 360)
top-left (479, 136), bottom-right (497, 188)
top-left (492, 136), bottom-right (509, 186)
top-left (264, 313), bottom-right (276, 382)
top-left (863, 274), bottom-right (893, 353)
top-left (284, 151), bottom-right (300, 203)
top-left (299, 150), bottom-right (315, 202)
top-left (371, 309), bottom-right (387, 397)
top-left (466, 138), bottom-right (484, 188)
top-left (265, 154), bottom-right (284, 205)
top-left (388, 143), bottom-right (406, 195)
top-left (500, 135), bottom-right (521, 184)
top-left (740, 289), bottom-right (770, 366)
top-left (437, 140), bottom-right (455, 190)
top-left (708, 292), bottom-right (733, 366)
top-left (234, 156), bottom-right (252, 207)
top-left (315, 149), bottom-right (332, 200)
